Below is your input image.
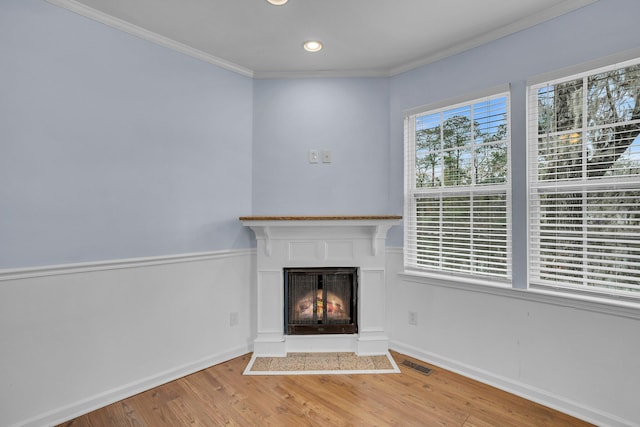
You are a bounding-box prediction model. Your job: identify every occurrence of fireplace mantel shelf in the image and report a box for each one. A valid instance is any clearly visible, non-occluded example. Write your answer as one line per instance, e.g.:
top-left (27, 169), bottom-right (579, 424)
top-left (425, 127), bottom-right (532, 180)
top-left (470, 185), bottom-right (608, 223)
top-left (239, 215), bottom-right (402, 221)
top-left (240, 215), bottom-right (402, 256)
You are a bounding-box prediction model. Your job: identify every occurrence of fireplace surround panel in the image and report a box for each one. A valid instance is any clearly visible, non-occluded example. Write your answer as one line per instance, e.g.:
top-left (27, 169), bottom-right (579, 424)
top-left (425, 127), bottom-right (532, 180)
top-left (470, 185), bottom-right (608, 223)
top-left (240, 215), bottom-right (401, 356)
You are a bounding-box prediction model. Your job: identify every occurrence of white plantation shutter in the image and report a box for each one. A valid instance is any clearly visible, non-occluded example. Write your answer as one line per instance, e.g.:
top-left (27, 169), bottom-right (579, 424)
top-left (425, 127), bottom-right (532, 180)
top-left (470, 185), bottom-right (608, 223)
top-left (405, 91), bottom-right (511, 280)
top-left (528, 57), bottom-right (640, 299)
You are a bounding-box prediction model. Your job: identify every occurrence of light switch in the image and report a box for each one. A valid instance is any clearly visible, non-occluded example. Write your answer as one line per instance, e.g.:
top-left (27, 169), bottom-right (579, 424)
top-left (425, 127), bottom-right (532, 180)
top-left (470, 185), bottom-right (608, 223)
top-left (322, 150), bottom-right (332, 163)
top-left (309, 149), bottom-right (319, 163)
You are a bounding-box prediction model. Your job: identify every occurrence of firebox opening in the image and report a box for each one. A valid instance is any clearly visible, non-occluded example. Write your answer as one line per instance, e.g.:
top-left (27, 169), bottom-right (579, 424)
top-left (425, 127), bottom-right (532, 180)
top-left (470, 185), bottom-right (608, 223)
top-left (284, 267), bottom-right (358, 335)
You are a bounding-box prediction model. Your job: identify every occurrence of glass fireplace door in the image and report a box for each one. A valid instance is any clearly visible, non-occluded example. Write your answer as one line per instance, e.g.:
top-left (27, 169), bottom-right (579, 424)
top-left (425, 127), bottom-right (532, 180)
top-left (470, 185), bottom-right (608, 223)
top-left (284, 267), bottom-right (357, 335)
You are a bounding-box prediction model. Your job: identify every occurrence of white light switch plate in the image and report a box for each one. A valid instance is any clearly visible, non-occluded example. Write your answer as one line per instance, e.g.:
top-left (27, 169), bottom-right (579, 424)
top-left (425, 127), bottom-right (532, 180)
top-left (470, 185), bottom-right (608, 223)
top-left (322, 150), bottom-right (332, 163)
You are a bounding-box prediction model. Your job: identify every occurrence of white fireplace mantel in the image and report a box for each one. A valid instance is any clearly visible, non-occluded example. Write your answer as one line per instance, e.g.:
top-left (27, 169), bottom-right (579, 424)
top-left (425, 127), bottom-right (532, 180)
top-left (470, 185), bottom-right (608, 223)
top-left (240, 215), bottom-right (401, 357)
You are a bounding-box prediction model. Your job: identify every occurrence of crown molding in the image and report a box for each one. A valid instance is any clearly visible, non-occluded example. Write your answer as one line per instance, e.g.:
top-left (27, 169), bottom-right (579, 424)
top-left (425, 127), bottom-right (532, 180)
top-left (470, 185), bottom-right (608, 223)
top-left (47, 0), bottom-right (598, 80)
top-left (389, 0), bottom-right (599, 76)
top-left (45, 0), bottom-right (254, 78)
top-left (253, 68), bottom-right (392, 79)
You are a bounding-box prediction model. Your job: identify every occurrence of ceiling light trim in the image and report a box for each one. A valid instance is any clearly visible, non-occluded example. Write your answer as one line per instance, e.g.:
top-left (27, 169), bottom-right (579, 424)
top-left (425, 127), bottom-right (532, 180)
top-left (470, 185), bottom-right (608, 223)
top-left (46, 0), bottom-right (254, 78)
top-left (303, 41), bottom-right (323, 53)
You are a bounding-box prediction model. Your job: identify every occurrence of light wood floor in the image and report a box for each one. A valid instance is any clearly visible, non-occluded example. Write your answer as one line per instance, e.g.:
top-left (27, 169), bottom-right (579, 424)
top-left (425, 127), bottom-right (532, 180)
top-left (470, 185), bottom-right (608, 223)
top-left (58, 351), bottom-right (593, 426)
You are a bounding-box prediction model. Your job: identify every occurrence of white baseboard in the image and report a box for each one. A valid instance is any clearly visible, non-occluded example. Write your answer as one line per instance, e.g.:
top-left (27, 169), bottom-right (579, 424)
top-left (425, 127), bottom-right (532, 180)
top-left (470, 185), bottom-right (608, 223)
top-left (19, 345), bottom-right (251, 427)
top-left (389, 340), bottom-right (632, 427)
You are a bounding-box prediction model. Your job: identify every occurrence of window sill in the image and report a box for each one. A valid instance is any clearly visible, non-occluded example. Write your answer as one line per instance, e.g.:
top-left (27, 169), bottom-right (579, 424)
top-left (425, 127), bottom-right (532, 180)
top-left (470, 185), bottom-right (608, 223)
top-left (399, 269), bottom-right (512, 290)
top-left (398, 270), bottom-right (640, 320)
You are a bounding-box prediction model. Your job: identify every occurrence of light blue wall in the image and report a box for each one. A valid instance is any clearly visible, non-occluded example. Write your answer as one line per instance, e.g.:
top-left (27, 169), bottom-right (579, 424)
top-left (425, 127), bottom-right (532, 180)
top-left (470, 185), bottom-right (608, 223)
top-left (3, 0), bottom-right (639, 270)
top-left (0, 0), bottom-right (254, 269)
top-left (252, 78), bottom-right (391, 215)
top-left (1, 0), bottom-right (639, 425)
top-left (389, 0), bottom-right (640, 283)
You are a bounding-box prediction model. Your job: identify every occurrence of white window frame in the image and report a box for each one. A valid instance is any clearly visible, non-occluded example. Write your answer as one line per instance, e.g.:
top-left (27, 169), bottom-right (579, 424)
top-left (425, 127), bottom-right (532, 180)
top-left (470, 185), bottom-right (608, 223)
top-left (527, 57), bottom-right (640, 303)
top-left (404, 88), bottom-right (512, 284)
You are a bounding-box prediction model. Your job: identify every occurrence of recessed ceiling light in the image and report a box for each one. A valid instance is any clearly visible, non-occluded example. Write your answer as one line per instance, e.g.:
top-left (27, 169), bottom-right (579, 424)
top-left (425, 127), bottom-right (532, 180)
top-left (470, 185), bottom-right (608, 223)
top-left (303, 40), bottom-right (323, 53)
top-left (266, 0), bottom-right (288, 5)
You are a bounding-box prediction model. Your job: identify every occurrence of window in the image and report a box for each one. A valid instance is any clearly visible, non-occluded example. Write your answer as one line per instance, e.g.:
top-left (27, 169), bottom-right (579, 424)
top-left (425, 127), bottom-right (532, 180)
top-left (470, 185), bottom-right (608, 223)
top-left (528, 58), bottom-right (640, 300)
top-left (405, 91), bottom-right (511, 280)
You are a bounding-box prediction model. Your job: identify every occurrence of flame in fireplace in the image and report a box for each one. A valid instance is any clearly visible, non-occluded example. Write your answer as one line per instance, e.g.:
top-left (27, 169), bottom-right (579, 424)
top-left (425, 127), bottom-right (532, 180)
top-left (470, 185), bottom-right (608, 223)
top-left (295, 290), bottom-right (347, 320)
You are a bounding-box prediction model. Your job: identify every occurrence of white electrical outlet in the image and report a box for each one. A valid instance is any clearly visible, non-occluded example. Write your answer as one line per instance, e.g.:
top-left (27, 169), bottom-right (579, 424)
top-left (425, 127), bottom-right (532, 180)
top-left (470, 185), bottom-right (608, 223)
top-left (408, 311), bottom-right (418, 325)
top-left (309, 149), bottom-right (319, 163)
top-left (230, 312), bottom-right (239, 327)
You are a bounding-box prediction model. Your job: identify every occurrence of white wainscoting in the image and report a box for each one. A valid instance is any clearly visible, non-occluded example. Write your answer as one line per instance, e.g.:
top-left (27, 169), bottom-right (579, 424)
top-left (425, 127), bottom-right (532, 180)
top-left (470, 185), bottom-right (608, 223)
top-left (385, 248), bottom-right (640, 427)
top-left (3, 248), bottom-right (638, 427)
top-left (0, 249), bottom-right (255, 427)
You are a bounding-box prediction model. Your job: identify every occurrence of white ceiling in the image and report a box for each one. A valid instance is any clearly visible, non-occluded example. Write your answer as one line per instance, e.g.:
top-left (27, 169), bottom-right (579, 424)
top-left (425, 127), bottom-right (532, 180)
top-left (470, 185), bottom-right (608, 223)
top-left (48, 0), bottom-right (597, 78)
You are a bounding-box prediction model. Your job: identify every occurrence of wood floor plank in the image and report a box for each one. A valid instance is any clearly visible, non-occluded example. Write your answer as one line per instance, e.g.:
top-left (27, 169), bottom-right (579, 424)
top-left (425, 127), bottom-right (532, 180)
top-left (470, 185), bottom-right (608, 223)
top-left (56, 351), bottom-right (594, 427)
top-left (58, 414), bottom-right (95, 427)
top-left (395, 352), bottom-right (586, 427)
top-left (128, 389), bottom-right (182, 427)
top-left (363, 371), bottom-right (469, 425)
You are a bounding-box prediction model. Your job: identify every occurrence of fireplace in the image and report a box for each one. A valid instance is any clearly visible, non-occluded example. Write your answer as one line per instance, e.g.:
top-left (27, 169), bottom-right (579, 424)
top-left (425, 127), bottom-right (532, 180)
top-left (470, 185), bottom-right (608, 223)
top-left (240, 215), bottom-right (401, 356)
top-left (285, 267), bottom-right (357, 335)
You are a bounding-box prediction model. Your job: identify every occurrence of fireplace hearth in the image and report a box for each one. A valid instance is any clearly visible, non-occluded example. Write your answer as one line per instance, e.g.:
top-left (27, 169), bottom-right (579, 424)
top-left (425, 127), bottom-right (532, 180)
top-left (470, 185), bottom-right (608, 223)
top-left (285, 267), bottom-right (357, 335)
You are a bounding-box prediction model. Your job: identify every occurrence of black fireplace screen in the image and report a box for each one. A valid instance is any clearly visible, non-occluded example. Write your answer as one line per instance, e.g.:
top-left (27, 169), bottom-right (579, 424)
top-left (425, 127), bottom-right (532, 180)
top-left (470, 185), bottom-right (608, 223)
top-left (284, 267), bottom-right (357, 335)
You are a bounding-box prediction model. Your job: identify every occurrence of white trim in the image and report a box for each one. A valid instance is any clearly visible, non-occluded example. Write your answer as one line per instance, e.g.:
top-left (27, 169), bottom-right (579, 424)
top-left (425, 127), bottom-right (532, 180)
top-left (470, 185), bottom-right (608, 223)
top-left (243, 367), bottom-right (398, 376)
top-left (45, 0), bottom-right (254, 77)
top-left (400, 269), bottom-right (511, 290)
top-left (46, 0), bottom-right (598, 80)
top-left (404, 84), bottom-right (511, 118)
top-left (389, 340), bottom-right (633, 427)
top-left (398, 271), bottom-right (640, 320)
top-left (0, 248), bottom-right (255, 282)
top-left (385, 247), bottom-right (404, 257)
top-left (18, 345), bottom-right (251, 427)
top-left (527, 46), bottom-right (640, 86)
top-left (253, 69), bottom-right (392, 79)
top-left (390, 0), bottom-right (599, 77)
